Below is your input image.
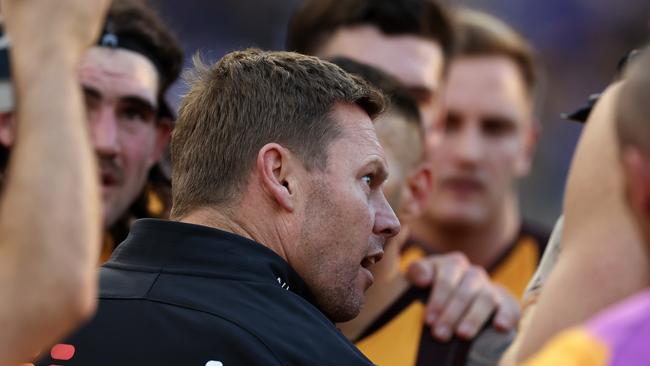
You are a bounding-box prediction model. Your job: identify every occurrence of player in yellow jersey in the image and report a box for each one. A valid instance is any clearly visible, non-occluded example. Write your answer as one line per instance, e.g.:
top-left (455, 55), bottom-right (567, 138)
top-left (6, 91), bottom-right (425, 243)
top-left (409, 8), bottom-right (548, 303)
top-left (333, 57), bottom-right (516, 366)
top-left (289, 0), bottom-right (522, 344)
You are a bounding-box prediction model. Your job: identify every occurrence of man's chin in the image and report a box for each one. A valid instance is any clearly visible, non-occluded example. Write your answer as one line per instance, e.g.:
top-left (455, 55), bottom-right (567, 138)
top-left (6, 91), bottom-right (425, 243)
top-left (319, 288), bottom-right (364, 323)
top-left (328, 302), bottom-right (362, 323)
top-left (434, 205), bottom-right (487, 228)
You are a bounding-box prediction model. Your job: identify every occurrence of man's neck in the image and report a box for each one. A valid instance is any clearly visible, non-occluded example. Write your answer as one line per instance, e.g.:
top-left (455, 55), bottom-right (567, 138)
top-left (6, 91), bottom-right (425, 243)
top-left (178, 206), bottom-right (290, 261)
top-left (414, 192), bottom-right (521, 268)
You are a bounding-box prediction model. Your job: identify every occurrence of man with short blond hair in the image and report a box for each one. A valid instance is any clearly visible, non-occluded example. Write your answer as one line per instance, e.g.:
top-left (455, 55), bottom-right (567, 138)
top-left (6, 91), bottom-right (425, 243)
top-left (409, 8), bottom-right (549, 301)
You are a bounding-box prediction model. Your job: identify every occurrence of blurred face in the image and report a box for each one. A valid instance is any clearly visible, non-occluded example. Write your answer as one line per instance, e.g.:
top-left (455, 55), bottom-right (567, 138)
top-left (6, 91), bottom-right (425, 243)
top-left (428, 56), bottom-right (534, 227)
top-left (318, 25), bottom-right (445, 147)
top-left (295, 103), bottom-right (400, 322)
top-left (371, 112), bottom-right (428, 279)
top-left (374, 112), bottom-right (424, 213)
top-left (622, 145), bottom-right (650, 245)
top-left (80, 47), bottom-right (170, 227)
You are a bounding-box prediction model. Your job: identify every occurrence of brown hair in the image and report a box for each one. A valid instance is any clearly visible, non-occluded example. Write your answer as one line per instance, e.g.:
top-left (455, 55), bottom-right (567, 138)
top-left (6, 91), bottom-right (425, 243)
top-left (170, 49), bottom-right (385, 218)
top-left (106, 0), bottom-right (184, 99)
top-left (329, 57), bottom-right (422, 134)
top-left (330, 57), bottom-right (425, 168)
top-left (287, 0), bottom-right (455, 63)
top-left (453, 8), bottom-right (539, 102)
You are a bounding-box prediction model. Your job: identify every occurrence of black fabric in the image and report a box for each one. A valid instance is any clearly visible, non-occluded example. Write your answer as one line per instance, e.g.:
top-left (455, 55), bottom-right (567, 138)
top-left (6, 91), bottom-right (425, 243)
top-left (98, 21), bottom-right (165, 87)
top-left (36, 219), bottom-right (373, 366)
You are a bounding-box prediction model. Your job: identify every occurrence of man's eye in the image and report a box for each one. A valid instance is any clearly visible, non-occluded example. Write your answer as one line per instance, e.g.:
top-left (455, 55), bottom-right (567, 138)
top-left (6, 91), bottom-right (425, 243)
top-left (121, 108), bottom-right (146, 122)
top-left (482, 117), bottom-right (515, 136)
top-left (362, 175), bottom-right (373, 185)
top-left (443, 113), bottom-right (462, 133)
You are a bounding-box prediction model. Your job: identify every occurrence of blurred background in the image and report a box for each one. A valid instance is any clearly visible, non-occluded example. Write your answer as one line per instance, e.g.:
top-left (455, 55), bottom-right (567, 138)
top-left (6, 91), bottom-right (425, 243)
top-left (151, 0), bottom-right (650, 228)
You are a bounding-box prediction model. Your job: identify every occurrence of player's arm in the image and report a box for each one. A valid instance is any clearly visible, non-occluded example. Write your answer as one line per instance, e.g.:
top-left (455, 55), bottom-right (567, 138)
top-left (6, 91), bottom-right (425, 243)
top-left (508, 84), bottom-right (650, 363)
top-left (0, 0), bottom-right (110, 364)
top-left (498, 217), bottom-right (563, 365)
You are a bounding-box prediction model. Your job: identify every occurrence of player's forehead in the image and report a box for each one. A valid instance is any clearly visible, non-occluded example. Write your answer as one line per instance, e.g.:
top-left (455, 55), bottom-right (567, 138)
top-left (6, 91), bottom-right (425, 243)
top-left (446, 56), bottom-right (531, 119)
top-left (79, 47), bottom-right (159, 105)
top-left (319, 25), bottom-right (444, 95)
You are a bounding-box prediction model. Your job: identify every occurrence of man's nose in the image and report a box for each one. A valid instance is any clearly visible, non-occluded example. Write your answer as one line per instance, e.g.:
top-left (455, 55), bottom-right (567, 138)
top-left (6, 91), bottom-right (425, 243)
top-left (452, 123), bottom-right (483, 165)
top-left (91, 106), bottom-right (120, 157)
top-left (373, 192), bottom-right (401, 240)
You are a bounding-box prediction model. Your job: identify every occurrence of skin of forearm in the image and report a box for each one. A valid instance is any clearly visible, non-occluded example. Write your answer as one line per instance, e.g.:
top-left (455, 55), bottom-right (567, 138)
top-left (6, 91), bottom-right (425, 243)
top-left (0, 44), bottom-right (101, 364)
top-left (509, 85), bottom-right (650, 363)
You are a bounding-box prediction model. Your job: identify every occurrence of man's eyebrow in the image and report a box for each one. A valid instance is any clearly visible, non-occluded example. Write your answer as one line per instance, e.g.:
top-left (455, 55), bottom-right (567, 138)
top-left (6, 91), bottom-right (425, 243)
top-left (366, 158), bottom-right (389, 182)
top-left (82, 86), bottom-right (102, 100)
top-left (121, 96), bottom-right (157, 114)
top-left (81, 87), bottom-right (157, 113)
top-left (407, 85), bottom-right (436, 102)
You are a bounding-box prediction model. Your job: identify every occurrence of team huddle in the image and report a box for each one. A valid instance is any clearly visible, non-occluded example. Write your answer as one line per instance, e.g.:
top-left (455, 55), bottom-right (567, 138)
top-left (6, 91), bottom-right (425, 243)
top-left (1, 0), bottom-right (649, 365)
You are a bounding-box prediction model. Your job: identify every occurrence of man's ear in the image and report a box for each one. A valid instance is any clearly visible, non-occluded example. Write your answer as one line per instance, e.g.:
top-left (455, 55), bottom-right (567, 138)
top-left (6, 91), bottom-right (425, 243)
top-left (0, 112), bottom-right (15, 147)
top-left (149, 117), bottom-right (172, 164)
top-left (621, 146), bottom-right (650, 221)
top-left (256, 143), bottom-right (295, 212)
top-left (516, 118), bottom-right (539, 177)
top-left (399, 163), bottom-right (433, 223)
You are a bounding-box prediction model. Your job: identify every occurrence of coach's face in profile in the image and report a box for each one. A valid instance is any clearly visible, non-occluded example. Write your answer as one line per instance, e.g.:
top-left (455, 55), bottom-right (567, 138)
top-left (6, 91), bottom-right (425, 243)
top-left (291, 102), bottom-right (400, 322)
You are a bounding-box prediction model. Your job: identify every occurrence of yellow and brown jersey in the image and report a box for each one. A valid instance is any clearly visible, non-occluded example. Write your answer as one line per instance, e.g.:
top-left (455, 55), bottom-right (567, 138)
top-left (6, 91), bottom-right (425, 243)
top-left (355, 286), bottom-right (473, 366)
top-left (354, 286), bottom-right (513, 366)
top-left (401, 221), bottom-right (549, 300)
top-left (356, 222), bottom-right (546, 365)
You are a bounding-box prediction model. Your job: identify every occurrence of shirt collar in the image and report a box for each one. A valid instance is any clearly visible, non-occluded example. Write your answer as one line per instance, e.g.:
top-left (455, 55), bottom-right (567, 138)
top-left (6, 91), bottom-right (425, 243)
top-left (108, 218), bottom-right (316, 306)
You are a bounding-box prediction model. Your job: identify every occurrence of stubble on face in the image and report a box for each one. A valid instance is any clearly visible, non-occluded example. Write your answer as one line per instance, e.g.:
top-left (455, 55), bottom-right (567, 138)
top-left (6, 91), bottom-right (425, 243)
top-left (298, 178), bottom-right (366, 322)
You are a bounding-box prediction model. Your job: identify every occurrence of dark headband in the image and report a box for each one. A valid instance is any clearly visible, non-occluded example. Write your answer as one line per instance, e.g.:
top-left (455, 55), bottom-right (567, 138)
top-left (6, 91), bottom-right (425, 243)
top-left (97, 20), bottom-right (165, 80)
top-left (97, 20), bottom-right (174, 119)
top-left (562, 49), bottom-right (642, 124)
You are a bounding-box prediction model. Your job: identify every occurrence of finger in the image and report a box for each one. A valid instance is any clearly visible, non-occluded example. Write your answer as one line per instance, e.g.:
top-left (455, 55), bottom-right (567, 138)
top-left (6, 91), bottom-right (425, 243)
top-left (492, 287), bottom-right (521, 331)
top-left (425, 253), bottom-right (468, 327)
top-left (455, 286), bottom-right (499, 340)
top-left (432, 266), bottom-right (484, 341)
top-left (406, 257), bottom-right (436, 288)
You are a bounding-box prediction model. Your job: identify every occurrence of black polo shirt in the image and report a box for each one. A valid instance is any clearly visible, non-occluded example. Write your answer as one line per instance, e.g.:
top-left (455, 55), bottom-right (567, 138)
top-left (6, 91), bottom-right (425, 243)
top-left (36, 219), bottom-right (373, 365)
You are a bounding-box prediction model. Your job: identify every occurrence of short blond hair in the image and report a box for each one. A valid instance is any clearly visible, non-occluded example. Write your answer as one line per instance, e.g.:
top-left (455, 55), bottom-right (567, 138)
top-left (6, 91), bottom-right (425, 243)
top-left (453, 8), bottom-right (539, 102)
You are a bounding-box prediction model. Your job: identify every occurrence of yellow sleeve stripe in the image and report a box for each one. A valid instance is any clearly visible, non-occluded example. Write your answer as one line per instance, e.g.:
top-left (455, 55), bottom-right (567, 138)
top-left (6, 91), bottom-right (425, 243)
top-left (523, 327), bottom-right (610, 366)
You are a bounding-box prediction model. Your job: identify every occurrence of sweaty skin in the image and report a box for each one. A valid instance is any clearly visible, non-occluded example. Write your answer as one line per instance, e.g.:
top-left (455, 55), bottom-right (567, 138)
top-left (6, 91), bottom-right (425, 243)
top-left (502, 84), bottom-right (650, 364)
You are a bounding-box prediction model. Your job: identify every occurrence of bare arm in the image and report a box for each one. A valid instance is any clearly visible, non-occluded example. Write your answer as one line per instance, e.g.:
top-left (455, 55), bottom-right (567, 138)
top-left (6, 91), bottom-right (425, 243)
top-left (0, 0), bottom-right (109, 364)
top-left (507, 84), bottom-right (650, 363)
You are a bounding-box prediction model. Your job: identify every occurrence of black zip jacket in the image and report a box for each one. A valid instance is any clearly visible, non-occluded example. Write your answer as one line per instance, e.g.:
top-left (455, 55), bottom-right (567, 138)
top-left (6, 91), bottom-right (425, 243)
top-left (36, 219), bottom-right (374, 366)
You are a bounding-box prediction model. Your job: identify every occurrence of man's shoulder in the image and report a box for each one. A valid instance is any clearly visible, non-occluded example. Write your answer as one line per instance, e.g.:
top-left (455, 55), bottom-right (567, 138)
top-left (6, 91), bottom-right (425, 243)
top-left (586, 290), bottom-right (650, 356)
top-left (35, 296), bottom-right (283, 365)
top-left (48, 263), bottom-right (372, 365)
top-left (523, 292), bottom-right (650, 366)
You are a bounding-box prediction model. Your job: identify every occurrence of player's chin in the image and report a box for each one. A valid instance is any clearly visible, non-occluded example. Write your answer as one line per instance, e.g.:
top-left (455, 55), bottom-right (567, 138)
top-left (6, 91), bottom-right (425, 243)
top-left (328, 289), bottom-right (364, 323)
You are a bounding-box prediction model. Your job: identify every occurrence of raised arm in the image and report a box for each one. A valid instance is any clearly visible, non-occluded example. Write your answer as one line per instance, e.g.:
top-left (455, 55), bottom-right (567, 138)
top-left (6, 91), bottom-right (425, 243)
top-left (504, 84), bottom-right (650, 364)
top-left (0, 0), bottom-right (110, 364)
